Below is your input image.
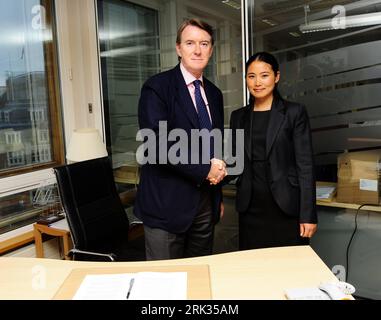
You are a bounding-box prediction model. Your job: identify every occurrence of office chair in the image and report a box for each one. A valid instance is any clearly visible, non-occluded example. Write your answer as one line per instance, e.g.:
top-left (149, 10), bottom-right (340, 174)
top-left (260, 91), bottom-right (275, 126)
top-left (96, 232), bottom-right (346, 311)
top-left (54, 157), bottom-right (145, 261)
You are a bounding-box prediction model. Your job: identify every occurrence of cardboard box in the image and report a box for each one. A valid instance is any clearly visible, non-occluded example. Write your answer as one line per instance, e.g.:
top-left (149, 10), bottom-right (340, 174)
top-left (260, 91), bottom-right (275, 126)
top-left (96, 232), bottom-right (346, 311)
top-left (336, 151), bottom-right (380, 205)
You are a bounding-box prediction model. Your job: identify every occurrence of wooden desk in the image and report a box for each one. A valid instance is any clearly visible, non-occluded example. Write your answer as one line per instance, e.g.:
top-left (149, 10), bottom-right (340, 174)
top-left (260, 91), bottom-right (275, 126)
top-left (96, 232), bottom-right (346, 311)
top-left (0, 246), bottom-right (339, 300)
top-left (54, 264), bottom-right (211, 299)
top-left (33, 220), bottom-right (72, 260)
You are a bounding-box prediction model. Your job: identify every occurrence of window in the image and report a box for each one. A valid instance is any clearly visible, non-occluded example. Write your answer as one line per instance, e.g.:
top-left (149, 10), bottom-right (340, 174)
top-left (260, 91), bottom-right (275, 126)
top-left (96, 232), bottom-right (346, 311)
top-left (0, 0), bottom-right (63, 176)
top-left (98, 0), bottom-right (161, 170)
top-left (0, 183), bottom-right (62, 234)
top-left (7, 150), bottom-right (25, 167)
top-left (5, 131), bottom-right (22, 144)
top-left (38, 129), bottom-right (49, 143)
top-left (0, 0), bottom-right (64, 235)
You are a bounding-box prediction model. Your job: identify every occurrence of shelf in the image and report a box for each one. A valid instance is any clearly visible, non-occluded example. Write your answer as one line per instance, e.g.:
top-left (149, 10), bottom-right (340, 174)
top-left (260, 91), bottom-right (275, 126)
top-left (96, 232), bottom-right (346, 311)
top-left (317, 199), bottom-right (381, 212)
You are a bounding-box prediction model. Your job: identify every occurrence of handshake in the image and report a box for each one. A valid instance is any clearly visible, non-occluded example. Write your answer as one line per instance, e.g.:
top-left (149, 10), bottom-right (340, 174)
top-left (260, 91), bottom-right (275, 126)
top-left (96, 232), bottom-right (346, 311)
top-left (207, 158), bottom-right (227, 185)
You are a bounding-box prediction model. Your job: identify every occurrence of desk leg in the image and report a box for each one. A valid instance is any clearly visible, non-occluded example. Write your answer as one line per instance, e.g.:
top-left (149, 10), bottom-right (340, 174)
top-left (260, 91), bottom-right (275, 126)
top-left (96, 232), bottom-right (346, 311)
top-left (33, 225), bottom-right (44, 258)
top-left (62, 234), bottom-right (72, 260)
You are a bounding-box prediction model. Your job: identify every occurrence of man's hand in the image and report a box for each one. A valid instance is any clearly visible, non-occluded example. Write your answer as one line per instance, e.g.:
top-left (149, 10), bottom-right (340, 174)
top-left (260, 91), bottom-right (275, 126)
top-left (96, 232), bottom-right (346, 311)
top-left (207, 158), bottom-right (227, 185)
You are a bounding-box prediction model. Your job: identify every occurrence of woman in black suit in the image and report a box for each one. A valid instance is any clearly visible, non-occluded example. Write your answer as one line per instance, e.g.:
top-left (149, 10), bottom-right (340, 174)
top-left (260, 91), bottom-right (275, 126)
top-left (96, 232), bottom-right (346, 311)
top-left (229, 52), bottom-right (317, 250)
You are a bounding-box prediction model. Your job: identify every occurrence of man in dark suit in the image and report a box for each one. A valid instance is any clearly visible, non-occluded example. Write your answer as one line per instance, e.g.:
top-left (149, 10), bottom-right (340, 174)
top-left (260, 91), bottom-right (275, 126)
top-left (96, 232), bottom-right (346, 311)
top-left (134, 19), bottom-right (226, 260)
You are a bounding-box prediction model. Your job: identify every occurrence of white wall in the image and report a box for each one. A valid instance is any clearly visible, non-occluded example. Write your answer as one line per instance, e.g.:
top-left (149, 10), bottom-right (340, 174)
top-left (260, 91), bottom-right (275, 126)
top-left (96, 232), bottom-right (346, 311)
top-left (55, 0), bottom-right (105, 147)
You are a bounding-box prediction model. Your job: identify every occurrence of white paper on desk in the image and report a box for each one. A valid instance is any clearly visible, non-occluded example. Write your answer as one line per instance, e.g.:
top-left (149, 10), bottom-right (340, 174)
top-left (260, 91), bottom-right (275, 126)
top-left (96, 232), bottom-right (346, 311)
top-left (73, 273), bottom-right (134, 300)
top-left (72, 272), bottom-right (187, 300)
top-left (129, 272), bottom-right (187, 300)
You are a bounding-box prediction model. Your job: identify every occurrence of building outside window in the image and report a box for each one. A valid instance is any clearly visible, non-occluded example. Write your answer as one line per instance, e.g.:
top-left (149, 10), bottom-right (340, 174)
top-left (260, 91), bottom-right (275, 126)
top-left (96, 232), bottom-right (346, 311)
top-left (0, 0), bottom-right (64, 235)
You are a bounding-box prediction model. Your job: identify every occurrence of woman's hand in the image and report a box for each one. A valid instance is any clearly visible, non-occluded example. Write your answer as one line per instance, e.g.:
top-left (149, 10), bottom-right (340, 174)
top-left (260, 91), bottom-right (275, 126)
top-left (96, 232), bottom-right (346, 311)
top-left (300, 223), bottom-right (317, 238)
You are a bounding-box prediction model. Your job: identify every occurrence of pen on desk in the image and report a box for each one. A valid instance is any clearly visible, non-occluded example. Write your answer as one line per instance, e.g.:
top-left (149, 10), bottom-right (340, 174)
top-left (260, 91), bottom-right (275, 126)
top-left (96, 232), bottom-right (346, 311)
top-left (126, 278), bottom-right (135, 300)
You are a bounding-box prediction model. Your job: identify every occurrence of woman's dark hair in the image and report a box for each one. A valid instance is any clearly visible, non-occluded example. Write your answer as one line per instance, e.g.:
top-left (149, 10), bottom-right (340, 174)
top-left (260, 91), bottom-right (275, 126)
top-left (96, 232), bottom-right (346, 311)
top-left (246, 51), bottom-right (282, 106)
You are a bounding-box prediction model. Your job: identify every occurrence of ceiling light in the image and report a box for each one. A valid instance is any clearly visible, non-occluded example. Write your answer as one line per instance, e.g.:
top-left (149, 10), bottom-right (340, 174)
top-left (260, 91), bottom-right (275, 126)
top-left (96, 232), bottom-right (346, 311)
top-left (221, 0), bottom-right (241, 10)
top-left (262, 19), bottom-right (278, 26)
top-left (299, 12), bottom-right (381, 33)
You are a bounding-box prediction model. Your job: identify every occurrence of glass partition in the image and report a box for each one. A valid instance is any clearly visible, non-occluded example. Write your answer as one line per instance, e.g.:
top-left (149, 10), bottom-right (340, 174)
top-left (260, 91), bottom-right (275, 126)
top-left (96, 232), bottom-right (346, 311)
top-left (248, 0), bottom-right (381, 181)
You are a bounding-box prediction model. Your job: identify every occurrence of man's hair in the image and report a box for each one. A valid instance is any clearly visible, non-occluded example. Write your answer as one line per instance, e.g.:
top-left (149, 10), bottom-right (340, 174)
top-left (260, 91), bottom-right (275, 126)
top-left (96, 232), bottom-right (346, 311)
top-left (176, 18), bottom-right (214, 46)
